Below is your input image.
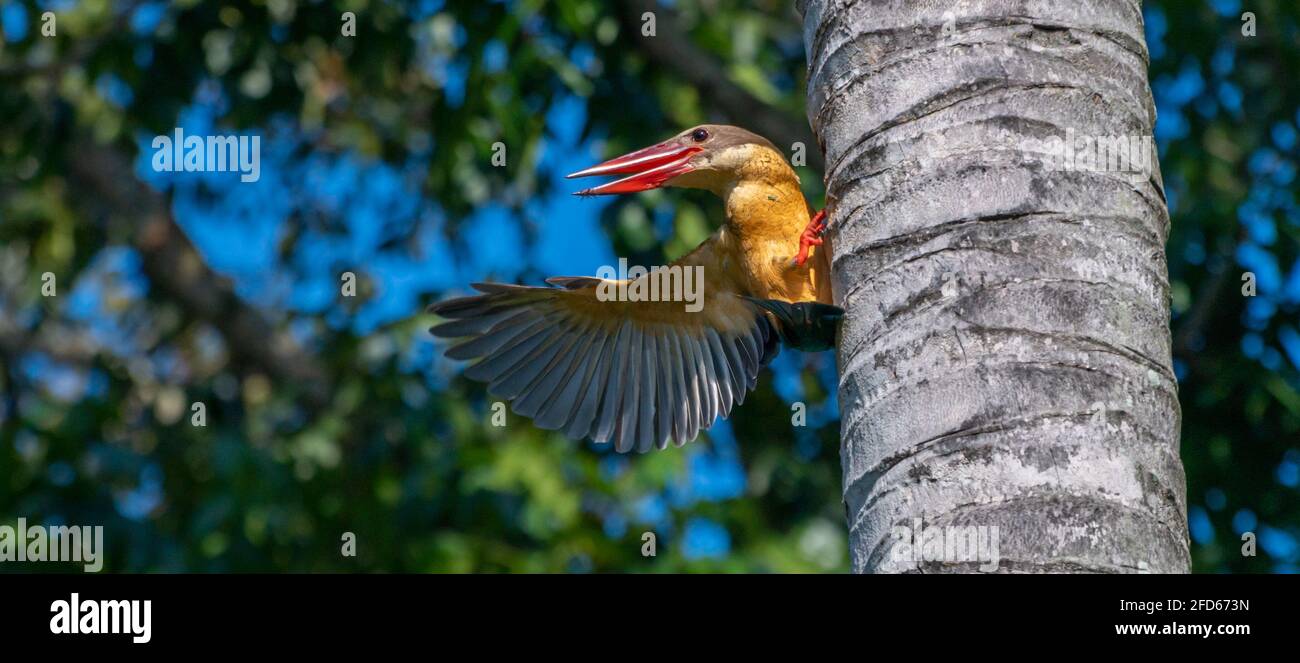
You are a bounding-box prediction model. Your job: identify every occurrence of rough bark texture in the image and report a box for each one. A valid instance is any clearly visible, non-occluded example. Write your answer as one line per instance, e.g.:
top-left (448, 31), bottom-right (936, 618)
top-left (801, 0), bottom-right (1189, 572)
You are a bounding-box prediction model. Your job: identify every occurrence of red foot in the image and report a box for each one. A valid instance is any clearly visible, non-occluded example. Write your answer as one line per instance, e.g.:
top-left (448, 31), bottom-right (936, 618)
top-left (794, 209), bottom-right (828, 267)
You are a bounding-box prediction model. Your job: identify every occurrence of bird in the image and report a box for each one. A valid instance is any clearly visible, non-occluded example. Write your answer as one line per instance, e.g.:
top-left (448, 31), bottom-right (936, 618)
top-left (429, 124), bottom-right (841, 453)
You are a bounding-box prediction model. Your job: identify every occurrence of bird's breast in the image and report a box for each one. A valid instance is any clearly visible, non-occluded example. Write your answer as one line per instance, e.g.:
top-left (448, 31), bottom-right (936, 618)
top-left (720, 181), bottom-right (828, 304)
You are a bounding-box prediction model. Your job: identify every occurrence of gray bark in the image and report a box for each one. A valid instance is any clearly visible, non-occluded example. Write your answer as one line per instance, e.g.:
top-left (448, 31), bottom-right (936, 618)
top-left (801, 0), bottom-right (1189, 572)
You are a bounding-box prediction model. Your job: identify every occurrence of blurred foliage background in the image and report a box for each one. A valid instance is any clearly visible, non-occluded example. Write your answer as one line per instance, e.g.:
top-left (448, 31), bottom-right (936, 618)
top-left (0, 0), bottom-right (1296, 572)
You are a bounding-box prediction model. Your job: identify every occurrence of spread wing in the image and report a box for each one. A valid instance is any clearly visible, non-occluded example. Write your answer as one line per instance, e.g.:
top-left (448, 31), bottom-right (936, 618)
top-left (429, 276), bottom-right (779, 453)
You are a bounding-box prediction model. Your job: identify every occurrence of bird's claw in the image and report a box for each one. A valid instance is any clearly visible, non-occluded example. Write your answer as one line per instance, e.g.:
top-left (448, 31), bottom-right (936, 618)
top-left (793, 209), bottom-right (828, 267)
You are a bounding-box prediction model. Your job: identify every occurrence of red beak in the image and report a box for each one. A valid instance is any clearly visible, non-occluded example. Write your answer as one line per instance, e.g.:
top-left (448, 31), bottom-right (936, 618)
top-left (567, 141), bottom-right (702, 196)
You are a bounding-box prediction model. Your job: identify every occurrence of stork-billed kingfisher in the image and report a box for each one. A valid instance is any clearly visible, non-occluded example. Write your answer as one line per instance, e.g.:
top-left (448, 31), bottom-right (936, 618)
top-left (429, 125), bottom-right (841, 452)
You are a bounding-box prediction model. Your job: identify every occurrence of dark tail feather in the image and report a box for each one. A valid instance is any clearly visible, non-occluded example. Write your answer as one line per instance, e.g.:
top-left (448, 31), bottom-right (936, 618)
top-left (745, 298), bottom-right (843, 352)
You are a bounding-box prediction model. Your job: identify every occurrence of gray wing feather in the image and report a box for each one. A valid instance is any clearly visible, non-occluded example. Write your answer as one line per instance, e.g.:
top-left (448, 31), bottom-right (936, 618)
top-left (637, 331), bottom-right (659, 453)
top-left (533, 329), bottom-right (600, 429)
top-left (489, 321), bottom-right (578, 400)
top-left (705, 329), bottom-right (735, 416)
top-left (655, 333), bottom-right (678, 449)
top-left (511, 322), bottom-right (589, 418)
top-left (673, 332), bottom-right (700, 445)
top-left (593, 320), bottom-right (631, 444)
top-left (720, 332), bottom-right (750, 406)
top-left (430, 287), bottom-right (783, 453)
top-left (463, 314), bottom-right (556, 382)
top-left (615, 325), bottom-right (643, 453)
top-left (432, 306), bottom-right (527, 340)
top-left (565, 331), bottom-right (614, 440)
top-left (681, 333), bottom-right (702, 431)
top-left (445, 308), bottom-right (541, 362)
top-left (684, 333), bottom-right (712, 428)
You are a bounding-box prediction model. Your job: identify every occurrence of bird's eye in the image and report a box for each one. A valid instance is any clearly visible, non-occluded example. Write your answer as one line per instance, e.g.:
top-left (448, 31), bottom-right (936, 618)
top-left (690, 128), bottom-right (709, 142)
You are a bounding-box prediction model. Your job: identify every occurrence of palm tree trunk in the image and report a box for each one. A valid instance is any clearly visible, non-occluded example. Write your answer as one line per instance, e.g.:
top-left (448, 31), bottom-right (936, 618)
top-left (801, 0), bottom-right (1190, 572)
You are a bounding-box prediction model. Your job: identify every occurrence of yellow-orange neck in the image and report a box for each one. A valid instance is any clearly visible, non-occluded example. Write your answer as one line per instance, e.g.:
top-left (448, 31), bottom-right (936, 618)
top-left (711, 150), bottom-right (830, 304)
